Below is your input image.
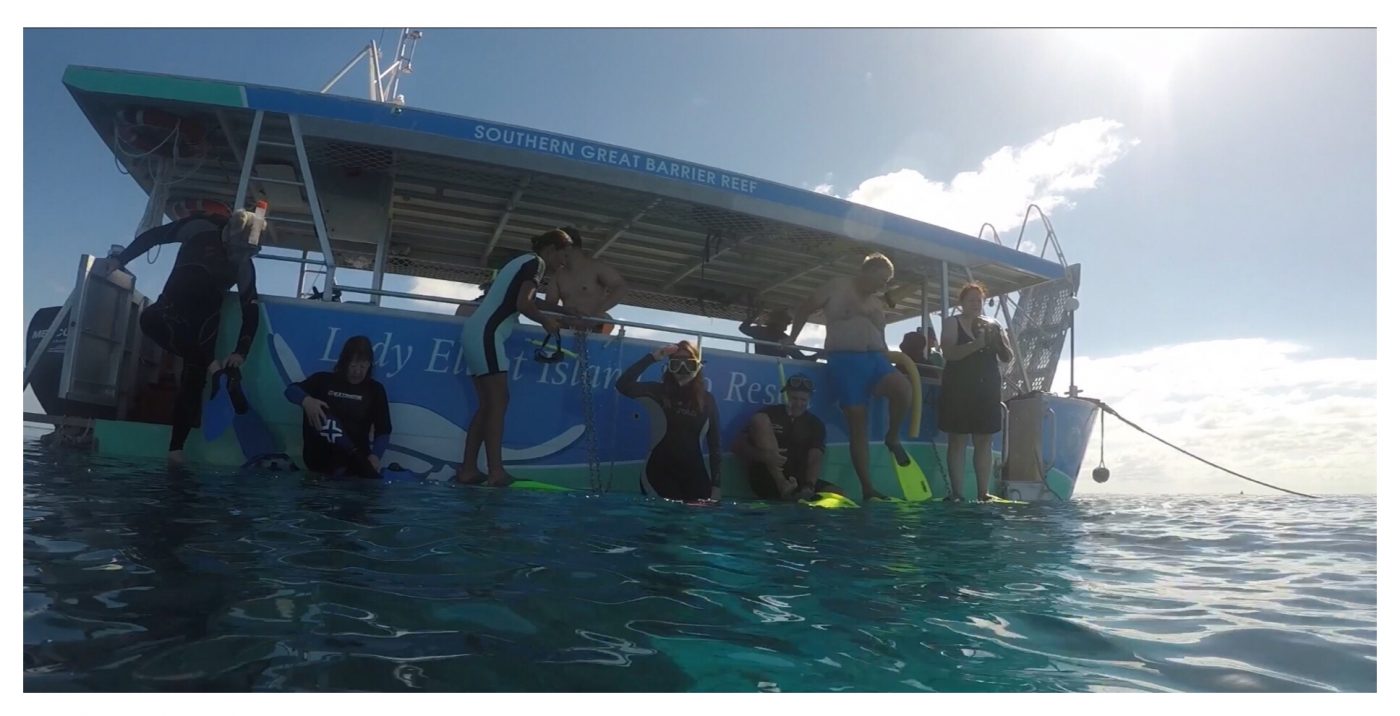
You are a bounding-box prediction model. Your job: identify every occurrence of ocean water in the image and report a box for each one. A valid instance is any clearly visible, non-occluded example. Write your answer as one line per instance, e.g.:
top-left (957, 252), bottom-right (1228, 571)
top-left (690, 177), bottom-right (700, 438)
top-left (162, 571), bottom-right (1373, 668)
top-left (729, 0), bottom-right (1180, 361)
top-left (23, 435), bottom-right (1376, 692)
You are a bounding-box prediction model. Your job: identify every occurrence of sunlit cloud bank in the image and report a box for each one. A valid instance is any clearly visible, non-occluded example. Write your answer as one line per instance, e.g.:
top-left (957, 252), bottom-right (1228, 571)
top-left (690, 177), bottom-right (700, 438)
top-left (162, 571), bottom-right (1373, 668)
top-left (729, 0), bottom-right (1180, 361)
top-left (828, 117), bottom-right (1138, 246)
top-left (1056, 339), bottom-right (1375, 495)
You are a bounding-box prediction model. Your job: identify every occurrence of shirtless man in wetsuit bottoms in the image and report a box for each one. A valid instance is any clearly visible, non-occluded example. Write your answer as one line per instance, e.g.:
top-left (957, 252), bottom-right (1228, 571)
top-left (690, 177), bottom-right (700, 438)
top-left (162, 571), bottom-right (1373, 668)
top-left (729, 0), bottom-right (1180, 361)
top-left (787, 252), bottom-right (911, 502)
top-left (543, 226), bottom-right (627, 334)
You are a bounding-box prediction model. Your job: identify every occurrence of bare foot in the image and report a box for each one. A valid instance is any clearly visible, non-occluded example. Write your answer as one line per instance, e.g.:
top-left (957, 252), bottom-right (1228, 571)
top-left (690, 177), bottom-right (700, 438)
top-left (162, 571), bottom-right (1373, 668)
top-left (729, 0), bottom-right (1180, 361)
top-left (779, 477), bottom-right (800, 501)
top-left (167, 450), bottom-right (186, 466)
top-left (863, 489), bottom-right (890, 503)
top-left (883, 435), bottom-right (910, 466)
top-left (769, 468), bottom-right (792, 499)
top-left (484, 472), bottom-right (517, 488)
top-left (454, 466), bottom-right (487, 485)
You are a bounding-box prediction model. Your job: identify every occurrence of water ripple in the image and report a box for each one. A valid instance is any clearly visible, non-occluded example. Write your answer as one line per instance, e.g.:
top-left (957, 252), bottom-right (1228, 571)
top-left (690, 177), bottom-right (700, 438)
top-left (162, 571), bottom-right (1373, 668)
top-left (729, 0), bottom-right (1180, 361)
top-left (21, 439), bottom-right (1376, 692)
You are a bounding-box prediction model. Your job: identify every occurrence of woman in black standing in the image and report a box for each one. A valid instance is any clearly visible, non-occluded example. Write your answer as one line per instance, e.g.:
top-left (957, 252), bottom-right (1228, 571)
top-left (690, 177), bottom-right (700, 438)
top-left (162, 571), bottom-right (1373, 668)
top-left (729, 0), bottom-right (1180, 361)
top-left (938, 282), bottom-right (1014, 501)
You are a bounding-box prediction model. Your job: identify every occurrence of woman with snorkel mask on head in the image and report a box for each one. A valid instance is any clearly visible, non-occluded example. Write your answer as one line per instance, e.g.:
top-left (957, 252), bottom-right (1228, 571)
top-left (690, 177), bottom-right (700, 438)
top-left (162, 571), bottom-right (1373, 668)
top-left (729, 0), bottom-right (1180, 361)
top-left (616, 340), bottom-right (723, 502)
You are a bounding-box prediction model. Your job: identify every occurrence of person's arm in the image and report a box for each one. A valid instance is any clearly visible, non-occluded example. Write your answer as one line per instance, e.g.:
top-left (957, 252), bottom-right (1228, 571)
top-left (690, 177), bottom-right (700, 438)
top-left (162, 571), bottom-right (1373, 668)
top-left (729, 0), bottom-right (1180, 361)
top-left (787, 281), bottom-right (834, 343)
top-left (615, 352), bottom-right (665, 401)
top-left (706, 393), bottom-right (723, 495)
top-left (737, 318), bottom-right (760, 340)
top-left (283, 381), bottom-right (306, 404)
top-left (729, 421), bottom-right (758, 462)
top-left (803, 420), bottom-right (826, 489)
top-left (514, 259), bottom-right (560, 334)
top-left (990, 321), bottom-right (1015, 363)
top-left (594, 262), bottom-right (628, 315)
top-left (370, 383), bottom-right (393, 459)
top-left (230, 260), bottom-right (260, 360)
top-left (941, 317), bottom-right (986, 362)
top-left (285, 373), bottom-right (329, 428)
top-left (111, 218), bottom-right (193, 267)
top-left (283, 371), bottom-right (322, 404)
top-left (541, 277), bottom-right (564, 311)
top-left (804, 448), bottom-right (825, 490)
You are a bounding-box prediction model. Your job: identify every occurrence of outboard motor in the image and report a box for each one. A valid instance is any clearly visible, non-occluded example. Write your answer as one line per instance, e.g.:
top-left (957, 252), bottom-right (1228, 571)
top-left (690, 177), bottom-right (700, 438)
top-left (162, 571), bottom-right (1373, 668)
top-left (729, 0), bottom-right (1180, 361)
top-left (1001, 391), bottom-right (1061, 502)
top-left (25, 307), bottom-right (70, 416)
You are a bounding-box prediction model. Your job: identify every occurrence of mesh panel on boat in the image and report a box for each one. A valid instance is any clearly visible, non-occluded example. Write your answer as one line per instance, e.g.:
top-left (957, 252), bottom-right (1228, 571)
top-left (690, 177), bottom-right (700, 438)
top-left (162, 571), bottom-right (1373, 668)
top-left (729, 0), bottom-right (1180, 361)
top-left (1001, 264), bottom-right (1080, 398)
top-left (307, 141), bottom-right (398, 172)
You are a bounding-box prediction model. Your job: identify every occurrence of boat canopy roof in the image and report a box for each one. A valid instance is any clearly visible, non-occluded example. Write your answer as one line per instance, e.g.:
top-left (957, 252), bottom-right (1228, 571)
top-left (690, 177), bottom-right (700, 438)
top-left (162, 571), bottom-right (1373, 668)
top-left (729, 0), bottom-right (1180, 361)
top-left (64, 65), bottom-right (1069, 322)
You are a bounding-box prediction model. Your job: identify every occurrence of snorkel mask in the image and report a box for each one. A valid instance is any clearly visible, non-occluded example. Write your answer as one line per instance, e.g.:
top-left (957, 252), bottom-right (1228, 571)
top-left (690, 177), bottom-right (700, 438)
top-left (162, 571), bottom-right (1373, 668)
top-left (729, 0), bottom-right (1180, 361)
top-left (222, 208), bottom-right (266, 260)
top-left (665, 349), bottom-right (702, 386)
top-left (533, 331), bottom-right (566, 363)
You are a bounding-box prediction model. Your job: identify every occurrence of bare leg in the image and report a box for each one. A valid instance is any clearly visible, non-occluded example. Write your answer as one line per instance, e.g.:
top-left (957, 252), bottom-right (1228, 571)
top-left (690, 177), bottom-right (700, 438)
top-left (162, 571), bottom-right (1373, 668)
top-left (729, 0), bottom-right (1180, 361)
top-left (874, 372), bottom-right (912, 465)
top-left (480, 373), bottom-right (514, 486)
top-left (946, 433), bottom-right (968, 501)
top-left (749, 414), bottom-right (796, 498)
top-left (972, 433), bottom-right (994, 501)
top-left (842, 405), bottom-right (885, 501)
top-left (456, 376), bottom-right (488, 484)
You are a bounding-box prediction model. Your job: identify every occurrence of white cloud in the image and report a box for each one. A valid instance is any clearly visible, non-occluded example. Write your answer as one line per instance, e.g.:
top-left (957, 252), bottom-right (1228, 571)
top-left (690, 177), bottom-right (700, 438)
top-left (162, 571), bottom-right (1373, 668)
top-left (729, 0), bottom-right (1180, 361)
top-left (833, 117), bottom-right (1137, 236)
top-left (796, 322), bottom-right (826, 348)
top-left (387, 277), bottom-right (480, 314)
top-left (1057, 339), bottom-right (1375, 495)
top-left (622, 326), bottom-right (686, 343)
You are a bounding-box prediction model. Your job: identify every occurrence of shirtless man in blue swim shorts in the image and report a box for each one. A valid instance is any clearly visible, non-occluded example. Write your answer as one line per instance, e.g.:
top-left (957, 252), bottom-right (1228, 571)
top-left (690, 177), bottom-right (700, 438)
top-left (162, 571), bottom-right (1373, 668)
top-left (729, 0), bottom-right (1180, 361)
top-left (786, 252), bottom-right (911, 502)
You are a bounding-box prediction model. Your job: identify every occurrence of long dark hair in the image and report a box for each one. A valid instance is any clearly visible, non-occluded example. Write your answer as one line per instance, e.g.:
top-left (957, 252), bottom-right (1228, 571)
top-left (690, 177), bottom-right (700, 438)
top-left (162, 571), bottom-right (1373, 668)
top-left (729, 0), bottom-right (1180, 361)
top-left (333, 335), bottom-right (375, 380)
top-left (662, 340), bottom-right (706, 410)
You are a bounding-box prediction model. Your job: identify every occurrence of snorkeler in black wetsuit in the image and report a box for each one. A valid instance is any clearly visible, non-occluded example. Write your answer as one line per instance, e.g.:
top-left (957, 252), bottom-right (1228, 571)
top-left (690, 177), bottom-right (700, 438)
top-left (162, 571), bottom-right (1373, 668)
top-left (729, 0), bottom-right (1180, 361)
top-left (615, 341), bottom-right (723, 502)
top-left (284, 335), bottom-right (393, 480)
top-left (97, 209), bottom-right (264, 464)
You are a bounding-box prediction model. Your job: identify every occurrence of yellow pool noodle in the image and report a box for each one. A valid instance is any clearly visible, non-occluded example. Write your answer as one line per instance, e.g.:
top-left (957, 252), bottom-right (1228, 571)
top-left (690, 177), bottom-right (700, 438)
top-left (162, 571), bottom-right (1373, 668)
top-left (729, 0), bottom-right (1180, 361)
top-left (886, 351), bottom-right (923, 437)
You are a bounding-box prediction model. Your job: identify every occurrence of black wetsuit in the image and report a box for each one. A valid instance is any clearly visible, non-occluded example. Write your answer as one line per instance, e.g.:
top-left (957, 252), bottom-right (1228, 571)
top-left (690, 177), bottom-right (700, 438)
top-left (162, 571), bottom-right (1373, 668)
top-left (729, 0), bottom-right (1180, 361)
top-left (616, 355), bottom-right (722, 501)
top-left (284, 372), bottom-right (392, 478)
top-left (116, 215), bottom-right (259, 451)
top-left (742, 405), bottom-right (837, 499)
top-left (937, 318), bottom-right (1005, 435)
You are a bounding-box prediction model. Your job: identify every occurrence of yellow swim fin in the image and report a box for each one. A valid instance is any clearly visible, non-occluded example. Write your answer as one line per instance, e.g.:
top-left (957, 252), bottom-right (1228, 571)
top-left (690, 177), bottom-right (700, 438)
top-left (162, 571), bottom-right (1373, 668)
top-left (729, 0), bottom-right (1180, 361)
top-left (804, 491), bottom-right (860, 509)
top-left (892, 455), bottom-right (933, 502)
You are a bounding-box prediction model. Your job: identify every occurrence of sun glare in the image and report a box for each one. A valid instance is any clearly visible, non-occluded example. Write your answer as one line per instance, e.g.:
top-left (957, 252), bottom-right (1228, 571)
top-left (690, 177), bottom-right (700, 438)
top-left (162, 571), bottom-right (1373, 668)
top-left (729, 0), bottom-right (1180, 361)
top-left (1063, 29), bottom-right (1207, 99)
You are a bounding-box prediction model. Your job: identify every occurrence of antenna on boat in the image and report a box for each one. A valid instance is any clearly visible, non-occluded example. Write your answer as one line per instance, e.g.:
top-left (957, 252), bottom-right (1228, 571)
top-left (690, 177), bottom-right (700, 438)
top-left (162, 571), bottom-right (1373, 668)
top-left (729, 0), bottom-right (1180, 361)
top-left (320, 29), bottom-right (424, 106)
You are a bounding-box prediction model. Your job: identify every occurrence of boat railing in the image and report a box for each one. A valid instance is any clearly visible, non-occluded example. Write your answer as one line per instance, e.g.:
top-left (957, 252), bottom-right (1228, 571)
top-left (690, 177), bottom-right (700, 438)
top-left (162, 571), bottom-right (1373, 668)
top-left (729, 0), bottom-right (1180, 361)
top-left (1014, 204), bottom-right (1069, 269)
top-left (331, 285), bottom-right (830, 358)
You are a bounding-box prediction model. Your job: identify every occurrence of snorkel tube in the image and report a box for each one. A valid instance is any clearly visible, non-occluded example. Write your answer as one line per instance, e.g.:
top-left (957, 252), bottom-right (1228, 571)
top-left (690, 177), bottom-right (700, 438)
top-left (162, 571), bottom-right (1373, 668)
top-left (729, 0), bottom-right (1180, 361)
top-left (223, 204), bottom-right (267, 259)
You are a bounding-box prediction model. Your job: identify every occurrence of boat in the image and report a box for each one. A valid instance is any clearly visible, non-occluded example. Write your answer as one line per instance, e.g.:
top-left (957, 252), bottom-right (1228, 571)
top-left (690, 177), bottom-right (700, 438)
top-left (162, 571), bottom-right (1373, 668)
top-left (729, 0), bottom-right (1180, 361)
top-left (25, 31), bottom-right (1098, 502)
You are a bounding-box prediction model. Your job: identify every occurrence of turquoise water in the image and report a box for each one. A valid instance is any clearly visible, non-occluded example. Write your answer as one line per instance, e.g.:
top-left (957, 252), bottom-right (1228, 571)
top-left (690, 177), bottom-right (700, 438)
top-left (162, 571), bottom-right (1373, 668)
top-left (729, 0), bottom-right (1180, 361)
top-left (23, 434), bottom-right (1376, 692)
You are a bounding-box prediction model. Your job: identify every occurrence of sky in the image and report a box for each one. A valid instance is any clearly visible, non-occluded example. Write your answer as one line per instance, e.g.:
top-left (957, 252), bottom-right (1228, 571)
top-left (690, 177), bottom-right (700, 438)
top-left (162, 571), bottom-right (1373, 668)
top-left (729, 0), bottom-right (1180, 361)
top-left (20, 27), bottom-right (1378, 494)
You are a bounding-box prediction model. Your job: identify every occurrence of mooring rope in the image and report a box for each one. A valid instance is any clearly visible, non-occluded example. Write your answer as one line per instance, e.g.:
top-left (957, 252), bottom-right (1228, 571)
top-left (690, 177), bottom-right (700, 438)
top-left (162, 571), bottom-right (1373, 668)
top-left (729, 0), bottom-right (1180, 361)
top-left (1087, 398), bottom-right (1318, 499)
